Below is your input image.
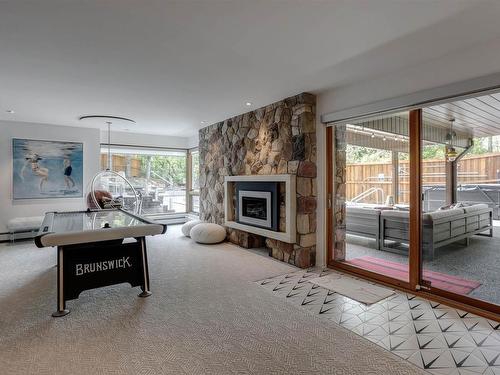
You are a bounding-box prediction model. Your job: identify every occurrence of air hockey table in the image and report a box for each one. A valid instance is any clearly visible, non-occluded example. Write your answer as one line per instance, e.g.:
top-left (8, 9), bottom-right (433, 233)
top-left (35, 209), bottom-right (167, 317)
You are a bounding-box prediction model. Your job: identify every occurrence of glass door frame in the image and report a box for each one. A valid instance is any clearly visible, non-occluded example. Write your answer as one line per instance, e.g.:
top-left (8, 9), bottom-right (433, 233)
top-left (326, 109), bottom-right (500, 318)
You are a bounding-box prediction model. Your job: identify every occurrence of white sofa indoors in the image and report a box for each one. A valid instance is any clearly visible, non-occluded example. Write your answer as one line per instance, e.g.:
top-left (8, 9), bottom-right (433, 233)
top-left (6, 216), bottom-right (44, 242)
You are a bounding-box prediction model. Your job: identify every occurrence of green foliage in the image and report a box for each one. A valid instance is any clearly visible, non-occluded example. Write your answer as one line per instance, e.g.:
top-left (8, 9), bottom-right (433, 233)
top-left (347, 136), bottom-right (500, 164)
top-left (346, 145), bottom-right (391, 163)
top-left (346, 136), bottom-right (500, 164)
top-left (421, 144), bottom-right (445, 160)
top-left (467, 137), bottom-right (489, 155)
top-left (191, 152), bottom-right (199, 189)
top-left (137, 155), bottom-right (186, 187)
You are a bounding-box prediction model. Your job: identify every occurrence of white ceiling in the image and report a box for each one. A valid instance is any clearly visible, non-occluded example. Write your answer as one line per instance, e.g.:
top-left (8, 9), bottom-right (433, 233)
top-left (1, 0), bottom-right (500, 137)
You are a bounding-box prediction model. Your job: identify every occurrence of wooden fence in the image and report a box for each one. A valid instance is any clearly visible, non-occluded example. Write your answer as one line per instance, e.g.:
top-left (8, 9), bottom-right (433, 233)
top-left (100, 154), bottom-right (142, 177)
top-left (346, 153), bottom-right (500, 204)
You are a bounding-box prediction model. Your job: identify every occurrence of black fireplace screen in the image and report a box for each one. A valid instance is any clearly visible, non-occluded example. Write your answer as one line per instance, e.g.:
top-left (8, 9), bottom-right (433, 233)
top-left (242, 197), bottom-right (268, 220)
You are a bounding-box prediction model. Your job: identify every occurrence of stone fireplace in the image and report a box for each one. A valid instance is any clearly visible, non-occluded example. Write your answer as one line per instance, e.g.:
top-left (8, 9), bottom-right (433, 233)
top-left (199, 92), bottom-right (316, 268)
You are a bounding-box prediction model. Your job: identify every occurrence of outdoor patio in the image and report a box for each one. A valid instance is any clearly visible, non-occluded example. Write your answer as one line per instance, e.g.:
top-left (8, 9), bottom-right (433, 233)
top-left (345, 223), bottom-right (500, 305)
top-left (337, 96), bottom-right (500, 308)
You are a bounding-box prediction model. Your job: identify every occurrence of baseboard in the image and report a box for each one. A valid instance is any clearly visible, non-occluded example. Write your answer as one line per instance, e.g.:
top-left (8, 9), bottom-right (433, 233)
top-left (0, 231), bottom-right (37, 243)
top-left (186, 213), bottom-right (200, 220)
top-left (0, 233), bottom-right (9, 243)
top-left (151, 216), bottom-right (189, 225)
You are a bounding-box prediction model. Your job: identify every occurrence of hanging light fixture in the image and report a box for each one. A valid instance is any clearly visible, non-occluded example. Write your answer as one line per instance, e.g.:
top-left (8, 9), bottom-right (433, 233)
top-left (79, 115), bottom-right (141, 214)
top-left (445, 118), bottom-right (458, 161)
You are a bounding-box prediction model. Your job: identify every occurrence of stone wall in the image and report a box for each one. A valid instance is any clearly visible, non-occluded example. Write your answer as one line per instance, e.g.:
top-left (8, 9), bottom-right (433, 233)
top-left (199, 92), bottom-right (317, 268)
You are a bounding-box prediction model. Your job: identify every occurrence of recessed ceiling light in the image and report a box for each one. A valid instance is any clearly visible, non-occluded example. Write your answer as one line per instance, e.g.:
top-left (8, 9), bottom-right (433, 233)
top-left (245, 102), bottom-right (252, 106)
top-left (6, 109), bottom-right (14, 114)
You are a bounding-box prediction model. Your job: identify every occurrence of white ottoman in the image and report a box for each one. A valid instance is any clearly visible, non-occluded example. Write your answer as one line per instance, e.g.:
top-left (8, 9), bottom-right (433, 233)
top-left (190, 223), bottom-right (226, 244)
top-left (181, 219), bottom-right (202, 237)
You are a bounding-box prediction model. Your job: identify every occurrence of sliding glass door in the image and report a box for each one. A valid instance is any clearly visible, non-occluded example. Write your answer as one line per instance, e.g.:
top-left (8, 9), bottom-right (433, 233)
top-left (328, 111), bottom-right (413, 288)
top-left (419, 95), bottom-right (500, 310)
top-left (327, 98), bottom-right (500, 316)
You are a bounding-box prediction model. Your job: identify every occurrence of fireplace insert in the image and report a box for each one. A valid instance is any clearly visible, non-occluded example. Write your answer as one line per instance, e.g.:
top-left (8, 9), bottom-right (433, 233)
top-left (235, 181), bottom-right (279, 231)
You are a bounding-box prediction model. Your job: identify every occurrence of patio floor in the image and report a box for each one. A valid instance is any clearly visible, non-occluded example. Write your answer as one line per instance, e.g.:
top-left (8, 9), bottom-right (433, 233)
top-left (345, 224), bottom-right (500, 306)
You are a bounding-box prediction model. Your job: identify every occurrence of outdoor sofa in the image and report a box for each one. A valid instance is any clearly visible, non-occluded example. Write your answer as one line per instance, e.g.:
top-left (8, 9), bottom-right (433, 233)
top-left (346, 203), bottom-right (493, 259)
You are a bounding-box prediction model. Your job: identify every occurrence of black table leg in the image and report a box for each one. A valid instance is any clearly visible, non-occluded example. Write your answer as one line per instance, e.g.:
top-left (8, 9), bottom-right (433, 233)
top-left (52, 246), bottom-right (70, 317)
top-left (138, 237), bottom-right (151, 298)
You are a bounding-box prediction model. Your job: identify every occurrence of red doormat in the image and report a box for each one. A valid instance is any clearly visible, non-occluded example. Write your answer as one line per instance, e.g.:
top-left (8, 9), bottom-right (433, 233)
top-left (345, 256), bottom-right (481, 295)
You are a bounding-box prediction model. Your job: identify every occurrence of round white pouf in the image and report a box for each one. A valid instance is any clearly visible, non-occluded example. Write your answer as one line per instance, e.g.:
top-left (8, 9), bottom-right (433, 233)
top-left (181, 219), bottom-right (202, 237)
top-left (190, 223), bottom-right (226, 244)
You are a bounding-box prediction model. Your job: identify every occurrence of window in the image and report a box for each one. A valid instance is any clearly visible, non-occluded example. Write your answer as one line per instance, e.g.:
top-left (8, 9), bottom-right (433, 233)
top-left (100, 146), bottom-right (187, 215)
top-left (188, 148), bottom-right (200, 213)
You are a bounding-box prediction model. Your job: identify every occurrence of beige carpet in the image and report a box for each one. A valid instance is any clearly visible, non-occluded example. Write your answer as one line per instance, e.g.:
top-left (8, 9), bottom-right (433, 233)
top-left (308, 273), bottom-right (395, 304)
top-left (0, 225), bottom-right (425, 375)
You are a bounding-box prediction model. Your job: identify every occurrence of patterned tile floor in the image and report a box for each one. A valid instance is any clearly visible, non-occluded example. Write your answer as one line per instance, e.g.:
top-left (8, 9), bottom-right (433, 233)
top-left (257, 269), bottom-right (500, 375)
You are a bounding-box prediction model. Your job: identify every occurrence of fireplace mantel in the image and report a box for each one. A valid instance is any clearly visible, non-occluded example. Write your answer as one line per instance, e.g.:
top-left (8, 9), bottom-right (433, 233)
top-left (224, 174), bottom-right (296, 243)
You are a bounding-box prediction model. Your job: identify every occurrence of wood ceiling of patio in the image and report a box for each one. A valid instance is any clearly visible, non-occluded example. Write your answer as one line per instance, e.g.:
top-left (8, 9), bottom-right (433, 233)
top-left (344, 92), bottom-right (500, 151)
top-left (348, 114), bottom-right (470, 150)
top-left (425, 93), bottom-right (500, 138)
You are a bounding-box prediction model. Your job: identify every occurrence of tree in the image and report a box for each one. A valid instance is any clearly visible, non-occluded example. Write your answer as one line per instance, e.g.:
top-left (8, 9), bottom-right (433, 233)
top-left (346, 145), bottom-right (391, 163)
top-left (137, 155), bottom-right (186, 188)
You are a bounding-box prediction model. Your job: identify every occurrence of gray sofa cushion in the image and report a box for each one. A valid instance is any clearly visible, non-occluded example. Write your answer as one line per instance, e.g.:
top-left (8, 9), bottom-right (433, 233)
top-left (381, 207), bottom-right (465, 224)
top-left (463, 203), bottom-right (489, 213)
top-left (380, 210), bottom-right (408, 219)
top-left (346, 207), bottom-right (381, 216)
top-left (426, 208), bottom-right (464, 220)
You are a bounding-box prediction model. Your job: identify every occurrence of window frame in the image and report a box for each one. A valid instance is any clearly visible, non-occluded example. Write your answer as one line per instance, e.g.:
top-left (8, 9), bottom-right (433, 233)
top-left (187, 147), bottom-right (200, 214)
top-left (99, 143), bottom-right (191, 217)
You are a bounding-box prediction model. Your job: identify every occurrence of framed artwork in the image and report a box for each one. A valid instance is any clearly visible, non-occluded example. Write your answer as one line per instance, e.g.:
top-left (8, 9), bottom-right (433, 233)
top-left (12, 138), bottom-right (84, 199)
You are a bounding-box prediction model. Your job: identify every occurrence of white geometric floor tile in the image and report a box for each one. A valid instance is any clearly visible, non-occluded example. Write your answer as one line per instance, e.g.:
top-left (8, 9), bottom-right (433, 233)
top-left (407, 349), bottom-right (455, 370)
top-left (414, 320), bottom-right (443, 334)
top-left (417, 334), bottom-right (449, 350)
top-left (256, 269), bottom-right (500, 374)
top-left (351, 322), bottom-right (379, 334)
top-left (462, 318), bottom-right (496, 333)
top-left (383, 310), bottom-right (413, 324)
top-left (487, 320), bottom-right (500, 331)
top-left (339, 314), bottom-right (363, 329)
top-left (470, 332), bottom-right (500, 348)
top-left (381, 321), bottom-right (415, 336)
top-left (427, 368), bottom-right (460, 375)
top-left (412, 310), bottom-right (440, 321)
top-left (484, 367), bottom-right (500, 375)
top-left (457, 368), bottom-right (488, 375)
top-left (478, 347), bottom-right (500, 366)
top-left (365, 313), bottom-right (391, 326)
top-left (432, 309), bottom-right (463, 321)
top-left (392, 349), bottom-right (420, 360)
top-left (443, 333), bottom-right (478, 349)
top-left (438, 319), bottom-right (468, 333)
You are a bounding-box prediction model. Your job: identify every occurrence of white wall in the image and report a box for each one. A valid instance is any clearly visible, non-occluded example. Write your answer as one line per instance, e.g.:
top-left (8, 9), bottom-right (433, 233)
top-left (0, 121), bottom-right (100, 233)
top-left (101, 130), bottom-right (192, 149)
top-left (318, 36), bottom-right (500, 117)
top-left (187, 134), bottom-right (199, 149)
